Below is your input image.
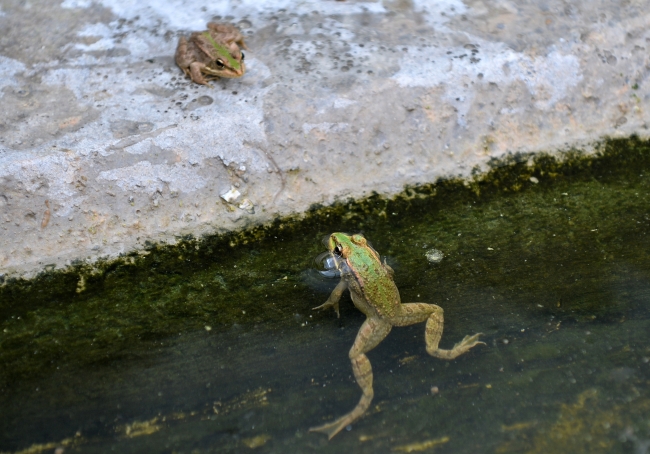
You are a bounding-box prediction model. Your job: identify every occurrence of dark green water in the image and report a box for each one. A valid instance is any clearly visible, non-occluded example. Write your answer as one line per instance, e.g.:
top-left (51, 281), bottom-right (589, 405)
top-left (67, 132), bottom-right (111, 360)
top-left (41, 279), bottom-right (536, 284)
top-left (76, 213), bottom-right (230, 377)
top-left (2, 138), bottom-right (650, 453)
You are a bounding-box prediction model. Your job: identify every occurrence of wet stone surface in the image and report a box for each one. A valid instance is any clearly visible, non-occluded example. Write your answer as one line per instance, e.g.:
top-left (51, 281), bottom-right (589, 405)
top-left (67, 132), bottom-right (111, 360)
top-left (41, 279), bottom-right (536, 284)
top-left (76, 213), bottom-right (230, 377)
top-left (1, 0), bottom-right (650, 277)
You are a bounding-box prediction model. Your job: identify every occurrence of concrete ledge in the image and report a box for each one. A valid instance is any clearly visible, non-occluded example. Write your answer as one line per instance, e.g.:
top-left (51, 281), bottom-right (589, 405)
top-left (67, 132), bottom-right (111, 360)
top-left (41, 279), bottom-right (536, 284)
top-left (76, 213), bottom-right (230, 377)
top-left (1, 0), bottom-right (649, 278)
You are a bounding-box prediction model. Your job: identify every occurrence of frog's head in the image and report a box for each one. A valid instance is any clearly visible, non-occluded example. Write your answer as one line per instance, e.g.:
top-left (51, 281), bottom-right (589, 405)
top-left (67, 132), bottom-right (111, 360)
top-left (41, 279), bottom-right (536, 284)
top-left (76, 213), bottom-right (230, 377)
top-left (327, 233), bottom-right (382, 275)
top-left (328, 233), bottom-right (350, 258)
top-left (328, 233), bottom-right (370, 258)
top-left (202, 32), bottom-right (246, 78)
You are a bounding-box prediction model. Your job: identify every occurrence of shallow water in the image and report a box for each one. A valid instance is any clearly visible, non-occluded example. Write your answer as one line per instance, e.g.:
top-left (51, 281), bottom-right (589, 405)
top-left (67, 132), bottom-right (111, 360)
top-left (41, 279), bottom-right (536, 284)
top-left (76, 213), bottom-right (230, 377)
top-left (2, 139), bottom-right (650, 453)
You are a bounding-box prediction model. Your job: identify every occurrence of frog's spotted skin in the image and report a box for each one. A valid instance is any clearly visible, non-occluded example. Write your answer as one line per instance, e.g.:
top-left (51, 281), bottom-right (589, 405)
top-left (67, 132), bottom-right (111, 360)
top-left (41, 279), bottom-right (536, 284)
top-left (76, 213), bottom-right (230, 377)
top-left (310, 233), bottom-right (485, 439)
top-left (175, 22), bottom-right (247, 86)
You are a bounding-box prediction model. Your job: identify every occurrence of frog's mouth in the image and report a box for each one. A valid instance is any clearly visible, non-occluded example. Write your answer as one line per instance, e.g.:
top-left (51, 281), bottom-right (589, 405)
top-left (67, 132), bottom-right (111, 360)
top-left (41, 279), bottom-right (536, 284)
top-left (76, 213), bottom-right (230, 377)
top-left (315, 233), bottom-right (356, 278)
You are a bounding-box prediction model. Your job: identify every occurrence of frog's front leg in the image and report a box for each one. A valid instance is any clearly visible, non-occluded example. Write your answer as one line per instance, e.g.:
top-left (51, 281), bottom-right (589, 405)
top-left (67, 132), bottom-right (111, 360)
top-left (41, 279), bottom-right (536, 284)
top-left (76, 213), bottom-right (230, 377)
top-left (312, 280), bottom-right (347, 318)
top-left (188, 61), bottom-right (209, 85)
top-left (392, 303), bottom-right (484, 359)
top-left (310, 317), bottom-right (391, 439)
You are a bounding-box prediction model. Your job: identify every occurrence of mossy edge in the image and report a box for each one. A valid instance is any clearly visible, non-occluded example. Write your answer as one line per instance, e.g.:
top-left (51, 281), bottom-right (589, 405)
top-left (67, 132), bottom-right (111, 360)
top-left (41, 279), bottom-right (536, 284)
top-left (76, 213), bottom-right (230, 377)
top-left (1, 135), bottom-right (647, 313)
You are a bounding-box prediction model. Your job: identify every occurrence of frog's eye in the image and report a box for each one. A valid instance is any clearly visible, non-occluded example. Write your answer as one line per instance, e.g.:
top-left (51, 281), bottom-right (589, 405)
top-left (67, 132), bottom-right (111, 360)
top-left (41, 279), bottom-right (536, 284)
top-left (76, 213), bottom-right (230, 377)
top-left (333, 245), bottom-right (343, 257)
top-left (241, 52), bottom-right (245, 60)
top-left (215, 59), bottom-right (225, 68)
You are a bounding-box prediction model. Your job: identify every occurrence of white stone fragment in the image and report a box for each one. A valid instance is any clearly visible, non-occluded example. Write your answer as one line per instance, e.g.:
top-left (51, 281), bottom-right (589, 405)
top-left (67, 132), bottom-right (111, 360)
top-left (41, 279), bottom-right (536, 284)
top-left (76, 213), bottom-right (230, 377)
top-left (220, 186), bottom-right (241, 203)
top-left (238, 198), bottom-right (254, 214)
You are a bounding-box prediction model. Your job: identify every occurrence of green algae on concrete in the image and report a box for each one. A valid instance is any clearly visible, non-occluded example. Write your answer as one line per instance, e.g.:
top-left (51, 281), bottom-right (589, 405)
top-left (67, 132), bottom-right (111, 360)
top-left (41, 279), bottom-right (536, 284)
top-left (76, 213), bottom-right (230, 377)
top-left (1, 137), bottom-right (650, 453)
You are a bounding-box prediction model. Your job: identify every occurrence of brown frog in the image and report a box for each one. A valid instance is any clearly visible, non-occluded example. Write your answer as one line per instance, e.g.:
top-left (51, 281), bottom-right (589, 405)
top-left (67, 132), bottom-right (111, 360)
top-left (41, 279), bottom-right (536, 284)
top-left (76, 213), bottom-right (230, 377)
top-left (175, 22), bottom-right (248, 86)
top-left (310, 233), bottom-right (485, 439)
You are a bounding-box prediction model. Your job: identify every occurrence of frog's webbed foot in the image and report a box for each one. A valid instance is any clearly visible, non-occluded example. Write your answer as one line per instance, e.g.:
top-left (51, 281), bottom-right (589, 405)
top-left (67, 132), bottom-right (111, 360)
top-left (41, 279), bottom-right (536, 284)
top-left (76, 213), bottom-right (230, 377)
top-left (309, 415), bottom-right (350, 440)
top-left (312, 300), bottom-right (340, 318)
top-left (447, 333), bottom-right (485, 357)
top-left (426, 323), bottom-right (486, 359)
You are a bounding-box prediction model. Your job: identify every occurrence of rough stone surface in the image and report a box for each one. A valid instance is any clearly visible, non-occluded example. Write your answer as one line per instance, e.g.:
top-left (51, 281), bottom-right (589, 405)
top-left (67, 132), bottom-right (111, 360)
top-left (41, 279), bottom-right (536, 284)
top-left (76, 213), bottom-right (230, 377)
top-left (1, 0), bottom-right (649, 278)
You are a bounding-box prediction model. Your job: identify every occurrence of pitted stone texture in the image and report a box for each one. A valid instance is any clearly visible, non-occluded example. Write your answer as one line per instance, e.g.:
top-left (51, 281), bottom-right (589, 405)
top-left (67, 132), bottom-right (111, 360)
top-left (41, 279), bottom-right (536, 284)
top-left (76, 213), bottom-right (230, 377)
top-left (1, 0), bottom-right (649, 277)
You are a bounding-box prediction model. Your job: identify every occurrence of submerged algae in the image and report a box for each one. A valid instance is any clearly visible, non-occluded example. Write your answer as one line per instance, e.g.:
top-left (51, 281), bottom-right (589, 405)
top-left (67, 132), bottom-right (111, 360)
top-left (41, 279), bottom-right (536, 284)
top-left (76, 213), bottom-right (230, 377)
top-left (1, 137), bottom-right (650, 452)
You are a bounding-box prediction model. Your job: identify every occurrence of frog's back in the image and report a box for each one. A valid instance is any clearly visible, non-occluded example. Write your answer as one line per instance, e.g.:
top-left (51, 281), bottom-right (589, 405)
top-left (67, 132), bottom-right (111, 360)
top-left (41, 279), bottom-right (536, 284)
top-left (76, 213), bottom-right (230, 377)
top-left (347, 250), bottom-right (401, 318)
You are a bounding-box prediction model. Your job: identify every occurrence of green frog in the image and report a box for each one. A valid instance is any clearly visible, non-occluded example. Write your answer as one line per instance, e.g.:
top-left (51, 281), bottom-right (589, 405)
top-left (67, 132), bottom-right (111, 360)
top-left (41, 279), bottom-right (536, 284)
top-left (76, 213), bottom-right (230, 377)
top-left (175, 22), bottom-right (248, 85)
top-left (309, 233), bottom-right (485, 439)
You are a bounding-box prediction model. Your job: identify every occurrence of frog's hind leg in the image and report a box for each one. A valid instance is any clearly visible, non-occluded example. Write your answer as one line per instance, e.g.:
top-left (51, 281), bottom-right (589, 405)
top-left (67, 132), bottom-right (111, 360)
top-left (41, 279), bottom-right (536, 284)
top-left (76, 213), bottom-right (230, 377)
top-left (309, 317), bottom-right (391, 439)
top-left (392, 303), bottom-right (484, 360)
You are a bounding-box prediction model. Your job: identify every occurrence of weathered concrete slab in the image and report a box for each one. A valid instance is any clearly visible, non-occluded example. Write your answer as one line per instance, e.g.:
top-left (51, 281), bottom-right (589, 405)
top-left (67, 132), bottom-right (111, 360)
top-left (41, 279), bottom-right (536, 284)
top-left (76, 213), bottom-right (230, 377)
top-left (1, 0), bottom-right (649, 278)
